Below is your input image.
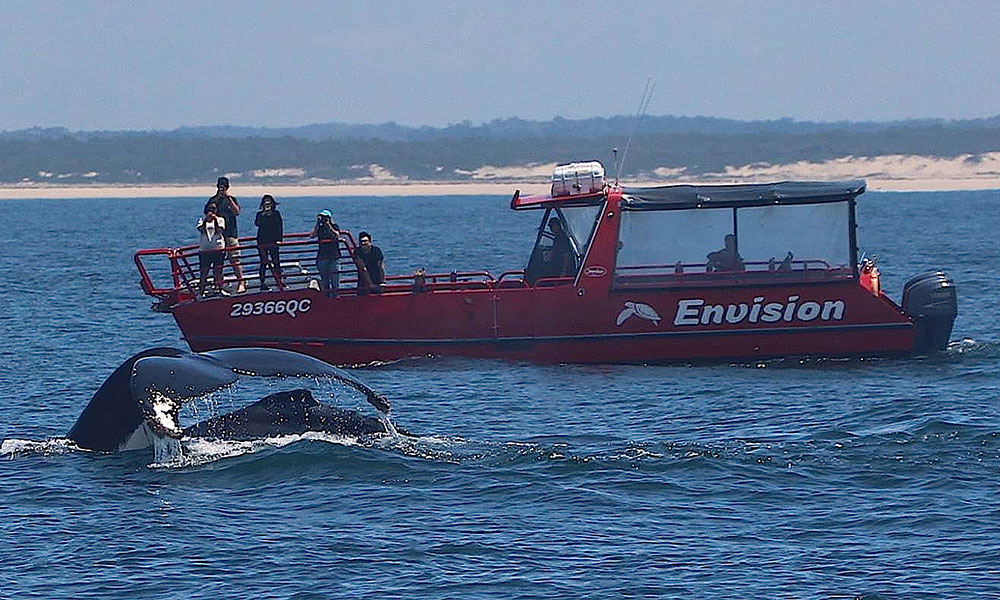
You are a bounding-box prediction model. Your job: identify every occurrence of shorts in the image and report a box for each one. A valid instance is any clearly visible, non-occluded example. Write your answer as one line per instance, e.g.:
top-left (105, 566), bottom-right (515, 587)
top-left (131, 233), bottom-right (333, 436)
top-left (225, 237), bottom-right (241, 260)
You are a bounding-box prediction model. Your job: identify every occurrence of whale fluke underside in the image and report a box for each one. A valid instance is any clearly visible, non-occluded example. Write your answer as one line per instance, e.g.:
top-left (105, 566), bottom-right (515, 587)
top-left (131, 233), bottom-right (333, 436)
top-left (68, 347), bottom-right (186, 453)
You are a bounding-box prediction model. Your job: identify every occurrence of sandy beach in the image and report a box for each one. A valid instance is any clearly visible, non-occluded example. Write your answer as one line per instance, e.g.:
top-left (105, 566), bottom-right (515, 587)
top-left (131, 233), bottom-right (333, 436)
top-left (0, 181), bottom-right (552, 200)
top-left (1, 154), bottom-right (997, 199)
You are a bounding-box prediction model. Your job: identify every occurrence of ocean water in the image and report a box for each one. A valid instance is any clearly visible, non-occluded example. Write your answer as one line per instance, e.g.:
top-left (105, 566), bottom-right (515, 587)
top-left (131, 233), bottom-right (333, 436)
top-left (1, 190), bottom-right (999, 599)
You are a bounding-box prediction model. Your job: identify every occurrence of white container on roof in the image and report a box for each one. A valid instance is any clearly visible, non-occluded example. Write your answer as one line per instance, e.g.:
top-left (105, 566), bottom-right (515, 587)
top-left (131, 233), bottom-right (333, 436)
top-left (551, 161), bottom-right (605, 197)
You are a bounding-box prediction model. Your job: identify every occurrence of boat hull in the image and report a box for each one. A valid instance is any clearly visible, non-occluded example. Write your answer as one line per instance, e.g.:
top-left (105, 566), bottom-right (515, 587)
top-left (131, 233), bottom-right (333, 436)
top-left (170, 278), bottom-right (915, 365)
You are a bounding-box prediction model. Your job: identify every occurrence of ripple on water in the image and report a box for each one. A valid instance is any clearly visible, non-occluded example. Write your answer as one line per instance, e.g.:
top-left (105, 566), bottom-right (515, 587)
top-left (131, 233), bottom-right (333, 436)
top-left (2, 192), bottom-right (1000, 597)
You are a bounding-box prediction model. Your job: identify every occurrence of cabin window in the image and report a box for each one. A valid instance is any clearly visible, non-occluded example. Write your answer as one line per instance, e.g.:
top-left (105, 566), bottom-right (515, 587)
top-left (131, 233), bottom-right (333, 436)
top-left (737, 202), bottom-right (850, 272)
top-left (617, 207), bottom-right (733, 276)
top-left (615, 200), bottom-right (852, 281)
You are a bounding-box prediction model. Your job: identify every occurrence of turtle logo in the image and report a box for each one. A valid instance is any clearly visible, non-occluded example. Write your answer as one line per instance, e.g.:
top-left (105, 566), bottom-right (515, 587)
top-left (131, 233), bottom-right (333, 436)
top-left (616, 301), bottom-right (661, 326)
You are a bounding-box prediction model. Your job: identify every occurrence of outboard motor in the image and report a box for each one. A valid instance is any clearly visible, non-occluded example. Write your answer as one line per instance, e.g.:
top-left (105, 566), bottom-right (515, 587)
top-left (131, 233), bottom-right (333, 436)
top-left (902, 270), bottom-right (957, 353)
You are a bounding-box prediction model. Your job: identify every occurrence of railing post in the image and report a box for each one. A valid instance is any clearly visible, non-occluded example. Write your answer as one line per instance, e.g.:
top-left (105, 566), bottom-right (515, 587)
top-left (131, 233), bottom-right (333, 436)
top-left (170, 249), bottom-right (182, 289)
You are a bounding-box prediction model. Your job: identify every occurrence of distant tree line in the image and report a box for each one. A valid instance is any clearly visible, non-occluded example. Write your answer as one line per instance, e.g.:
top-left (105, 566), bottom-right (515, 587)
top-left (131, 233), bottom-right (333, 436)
top-left (1, 115), bottom-right (998, 184)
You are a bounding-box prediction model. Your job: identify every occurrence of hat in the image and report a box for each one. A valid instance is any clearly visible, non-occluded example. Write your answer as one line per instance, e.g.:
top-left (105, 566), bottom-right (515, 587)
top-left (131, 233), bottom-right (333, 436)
top-left (260, 194), bottom-right (278, 207)
top-left (318, 210), bottom-right (333, 219)
top-left (217, 176), bottom-right (230, 188)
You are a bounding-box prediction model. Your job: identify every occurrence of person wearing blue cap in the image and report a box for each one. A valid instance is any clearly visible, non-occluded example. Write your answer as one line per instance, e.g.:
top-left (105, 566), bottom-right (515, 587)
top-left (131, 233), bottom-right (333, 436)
top-left (310, 210), bottom-right (341, 297)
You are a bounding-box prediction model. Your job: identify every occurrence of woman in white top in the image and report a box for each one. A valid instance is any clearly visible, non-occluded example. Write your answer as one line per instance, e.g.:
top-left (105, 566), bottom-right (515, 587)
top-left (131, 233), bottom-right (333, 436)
top-left (197, 202), bottom-right (228, 296)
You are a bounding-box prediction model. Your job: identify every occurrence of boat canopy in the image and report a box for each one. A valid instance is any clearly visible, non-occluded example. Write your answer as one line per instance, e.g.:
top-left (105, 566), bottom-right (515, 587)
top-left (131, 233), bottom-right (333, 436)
top-left (621, 180), bottom-right (866, 211)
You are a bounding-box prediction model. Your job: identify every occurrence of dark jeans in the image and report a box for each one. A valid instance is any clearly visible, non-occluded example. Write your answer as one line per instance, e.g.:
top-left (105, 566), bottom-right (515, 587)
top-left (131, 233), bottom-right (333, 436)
top-left (199, 249), bottom-right (225, 290)
top-left (257, 244), bottom-right (282, 289)
top-left (317, 257), bottom-right (339, 297)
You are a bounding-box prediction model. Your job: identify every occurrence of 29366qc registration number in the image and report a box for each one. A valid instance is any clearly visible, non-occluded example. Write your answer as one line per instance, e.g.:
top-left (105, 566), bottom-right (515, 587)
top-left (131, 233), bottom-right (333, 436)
top-left (229, 298), bottom-right (312, 318)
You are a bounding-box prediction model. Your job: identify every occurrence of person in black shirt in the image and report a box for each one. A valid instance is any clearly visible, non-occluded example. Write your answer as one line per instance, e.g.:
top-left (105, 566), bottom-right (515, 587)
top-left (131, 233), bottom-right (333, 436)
top-left (205, 177), bottom-right (246, 293)
top-left (310, 210), bottom-right (342, 297)
top-left (254, 194), bottom-right (283, 291)
top-left (352, 231), bottom-right (385, 294)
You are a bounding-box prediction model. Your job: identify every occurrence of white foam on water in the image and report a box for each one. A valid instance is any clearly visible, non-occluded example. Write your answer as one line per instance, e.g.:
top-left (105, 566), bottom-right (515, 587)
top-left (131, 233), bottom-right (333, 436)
top-left (1, 438), bottom-right (82, 458)
top-left (148, 432), bottom-right (364, 469)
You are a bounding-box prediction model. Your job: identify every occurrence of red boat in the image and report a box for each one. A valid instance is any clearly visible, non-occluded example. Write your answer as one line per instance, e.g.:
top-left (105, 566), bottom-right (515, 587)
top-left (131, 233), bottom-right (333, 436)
top-left (135, 162), bottom-right (957, 365)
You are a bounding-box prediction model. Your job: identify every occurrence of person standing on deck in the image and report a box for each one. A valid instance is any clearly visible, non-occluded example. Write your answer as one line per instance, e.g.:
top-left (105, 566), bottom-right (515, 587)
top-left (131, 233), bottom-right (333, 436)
top-left (206, 176), bottom-right (246, 293)
top-left (196, 202), bottom-right (227, 296)
top-left (254, 194), bottom-right (284, 291)
top-left (310, 210), bottom-right (342, 297)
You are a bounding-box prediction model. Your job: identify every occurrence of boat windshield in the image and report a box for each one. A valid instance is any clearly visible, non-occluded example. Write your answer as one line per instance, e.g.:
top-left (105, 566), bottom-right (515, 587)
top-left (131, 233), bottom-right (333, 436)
top-left (560, 205), bottom-right (601, 252)
top-left (616, 200), bottom-right (853, 280)
top-left (524, 205), bottom-right (601, 284)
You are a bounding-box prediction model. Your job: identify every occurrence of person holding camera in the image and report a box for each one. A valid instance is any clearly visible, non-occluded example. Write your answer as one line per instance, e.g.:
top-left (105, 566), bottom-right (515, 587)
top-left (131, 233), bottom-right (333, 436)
top-left (254, 194), bottom-right (284, 291)
top-left (206, 176), bottom-right (246, 293)
top-left (310, 210), bottom-right (342, 297)
top-left (197, 202), bottom-right (228, 296)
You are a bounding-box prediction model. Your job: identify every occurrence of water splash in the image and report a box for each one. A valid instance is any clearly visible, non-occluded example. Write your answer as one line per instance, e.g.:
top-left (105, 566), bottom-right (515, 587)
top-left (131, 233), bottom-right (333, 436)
top-left (1, 438), bottom-right (82, 458)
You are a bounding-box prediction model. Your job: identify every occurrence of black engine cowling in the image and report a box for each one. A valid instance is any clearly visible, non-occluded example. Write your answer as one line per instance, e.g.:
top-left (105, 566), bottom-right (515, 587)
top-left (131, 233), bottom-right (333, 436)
top-left (902, 270), bottom-right (957, 354)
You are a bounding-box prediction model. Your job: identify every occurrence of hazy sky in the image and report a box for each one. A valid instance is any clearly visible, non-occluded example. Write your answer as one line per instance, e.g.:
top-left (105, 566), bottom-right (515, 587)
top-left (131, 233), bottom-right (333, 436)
top-left (2, 1), bottom-right (999, 131)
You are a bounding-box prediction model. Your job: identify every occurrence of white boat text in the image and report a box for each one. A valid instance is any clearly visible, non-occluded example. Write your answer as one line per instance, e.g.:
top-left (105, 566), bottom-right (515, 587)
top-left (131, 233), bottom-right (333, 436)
top-left (674, 295), bottom-right (845, 326)
top-left (229, 298), bottom-right (312, 319)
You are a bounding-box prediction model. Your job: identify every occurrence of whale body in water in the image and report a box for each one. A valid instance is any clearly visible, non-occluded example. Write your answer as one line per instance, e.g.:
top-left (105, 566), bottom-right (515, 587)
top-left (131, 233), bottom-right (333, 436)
top-left (67, 347), bottom-right (401, 454)
top-left (182, 387), bottom-right (391, 441)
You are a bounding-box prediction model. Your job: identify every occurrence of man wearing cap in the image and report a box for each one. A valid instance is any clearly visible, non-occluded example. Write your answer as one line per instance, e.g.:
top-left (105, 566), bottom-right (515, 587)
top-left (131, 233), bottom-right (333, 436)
top-left (206, 176), bottom-right (246, 293)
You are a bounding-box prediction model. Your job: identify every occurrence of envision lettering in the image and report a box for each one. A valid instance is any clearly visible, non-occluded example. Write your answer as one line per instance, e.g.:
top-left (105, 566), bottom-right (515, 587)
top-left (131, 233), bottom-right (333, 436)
top-left (674, 295), bottom-right (845, 326)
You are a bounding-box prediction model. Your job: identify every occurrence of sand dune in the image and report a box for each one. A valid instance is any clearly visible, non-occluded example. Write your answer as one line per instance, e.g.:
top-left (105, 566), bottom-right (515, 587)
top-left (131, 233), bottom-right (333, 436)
top-left (1, 154), bottom-right (997, 199)
top-left (708, 152), bottom-right (1000, 191)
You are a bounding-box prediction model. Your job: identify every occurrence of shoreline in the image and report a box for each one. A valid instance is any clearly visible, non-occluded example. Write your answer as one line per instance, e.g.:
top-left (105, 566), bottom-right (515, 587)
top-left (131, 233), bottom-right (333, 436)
top-left (0, 177), bottom-right (997, 200)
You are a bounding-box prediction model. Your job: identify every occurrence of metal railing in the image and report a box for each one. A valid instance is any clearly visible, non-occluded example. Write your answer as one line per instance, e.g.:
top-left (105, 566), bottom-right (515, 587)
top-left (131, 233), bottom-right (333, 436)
top-left (136, 232), bottom-right (363, 302)
top-left (134, 232), bottom-right (552, 306)
top-left (611, 259), bottom-right (853, 288)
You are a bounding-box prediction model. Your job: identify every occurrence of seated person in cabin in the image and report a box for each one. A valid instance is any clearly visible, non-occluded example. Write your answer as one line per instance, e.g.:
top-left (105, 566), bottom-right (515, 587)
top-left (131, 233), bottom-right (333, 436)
top-left (706, 234), bottom-right (745, 272)
top-left (352, 231), bottom-right (385, 294)
top-left (546, 217), bottom-right (576, 277)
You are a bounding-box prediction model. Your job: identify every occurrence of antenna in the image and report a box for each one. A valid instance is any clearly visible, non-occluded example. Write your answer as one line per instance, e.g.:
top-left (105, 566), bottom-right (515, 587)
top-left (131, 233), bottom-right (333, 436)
top-left (615, 77), bottom-right (655, 185)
